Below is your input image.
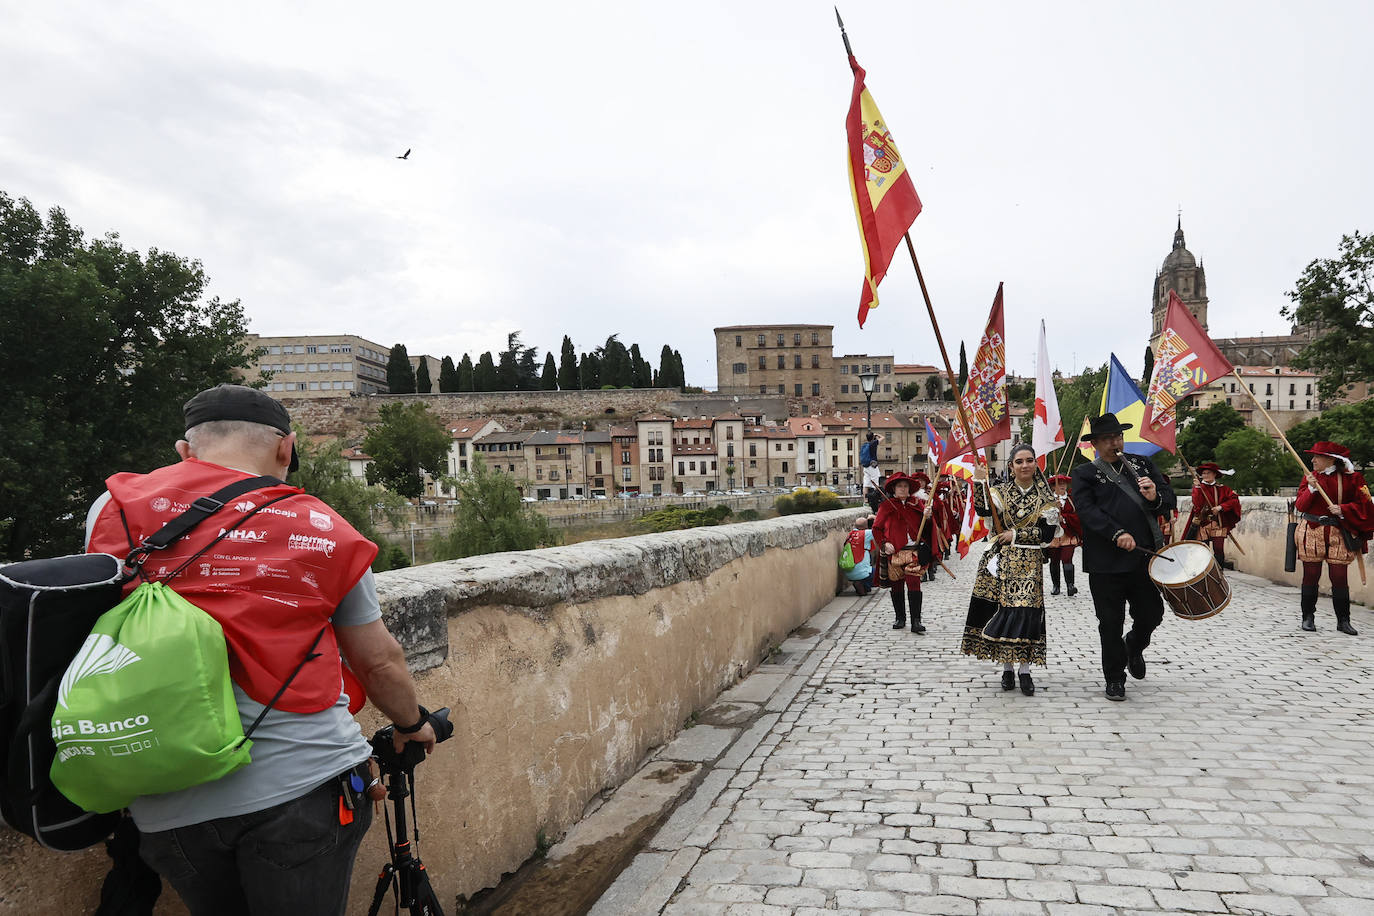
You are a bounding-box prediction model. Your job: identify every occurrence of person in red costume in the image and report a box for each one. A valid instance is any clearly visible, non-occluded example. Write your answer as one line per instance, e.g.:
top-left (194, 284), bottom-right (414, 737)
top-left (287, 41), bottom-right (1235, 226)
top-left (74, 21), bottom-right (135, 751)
top-left (1294, 440), bottom-right (1373, 635)
top-left (873, 471), bottom-right (941, 634)
top-left (1046, 474), bottom-right (1081, 596)
top-left (86, 385), bottom-right (440, 915)
top-left (1183, 462), bottom-right (1242, 568)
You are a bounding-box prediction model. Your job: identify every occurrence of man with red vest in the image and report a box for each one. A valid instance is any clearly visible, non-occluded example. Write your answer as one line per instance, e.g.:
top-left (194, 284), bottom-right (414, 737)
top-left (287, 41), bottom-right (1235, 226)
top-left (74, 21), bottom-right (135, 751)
top-left (85, 385), bottom-right (439, 915)
top-left (1183, 462), bottom-right (1242, 568)
top-left (873, 471), bottom-right (941, 634)
top-left (1295, 440), bottom-right (1373, 635)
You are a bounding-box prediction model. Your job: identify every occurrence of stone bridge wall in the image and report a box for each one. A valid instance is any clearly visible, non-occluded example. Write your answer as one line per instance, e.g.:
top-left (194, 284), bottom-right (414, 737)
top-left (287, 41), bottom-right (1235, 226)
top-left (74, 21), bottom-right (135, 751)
top-left (1180, 496), bottom-right (1371, 607)
top-left (2, 510), bottom-right (861, 913)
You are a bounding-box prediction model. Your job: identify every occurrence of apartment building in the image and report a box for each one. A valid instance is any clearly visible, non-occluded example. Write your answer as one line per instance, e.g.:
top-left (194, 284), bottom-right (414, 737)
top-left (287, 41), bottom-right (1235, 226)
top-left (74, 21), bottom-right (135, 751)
top-left (832, 354), bottom-right (897, 408)
top-left (713, 325), bottom-right (835, 400)
top-left (245, 333), bottom-right (391, 397)
top-left (610, 425), bottom-right (640, 494)
top-left (636, 416), bottom-right (673, 497)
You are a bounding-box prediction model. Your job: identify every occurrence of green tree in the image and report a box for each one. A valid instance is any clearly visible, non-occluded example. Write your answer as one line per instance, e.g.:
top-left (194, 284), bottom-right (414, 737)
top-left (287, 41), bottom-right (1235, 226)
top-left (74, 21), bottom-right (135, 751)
top-left (414, 358), bottom-right (432, 393)
top-left (438, 355), bottom-right (458, 392)
top-left (657, 345), bottom-right (679, 388)
top-left (0, 193), bottom-right (256, 560)
top-left (631, 344), bottom-right (653, 388)
top-left (957, 342), bottom-right (969, 394)
top-left (1214, 427), bottom-right (1290, 494)
top-left (924, 376), bottom-right (942, 400)
top-left (1282, 230), bottom-right (1374, 400)
top-left (1141, 345), bottom-right (1155, 391)
top-left (600, 335), bottom-right (634, 387)
top-left (288, 434), bottom-right (410, 557)
top-left (1175, 401), bottom-right (1247, 463)
top-left (898, 382), bottom-right (921, 401)
top-left (431, 456), bottom-right (560, 558)
top-left (1286, 399), bottom-right (1374, 470)
top-left (540, 352), bottom-right (558, 390)
top-left (386, 344), bottom-right (415, 394)
top-left (579, 352), bottom-right (601, 389)
top-left (558, 336), bottom-right (579, 390)
top-left (457, 354), bottom-right (475, 391)
top-left (361, 402), bottom-right (451, 498)
top-left (673, 350), bottom-right (687, 389)
top-left (474, 352), bottom-right (497, 391)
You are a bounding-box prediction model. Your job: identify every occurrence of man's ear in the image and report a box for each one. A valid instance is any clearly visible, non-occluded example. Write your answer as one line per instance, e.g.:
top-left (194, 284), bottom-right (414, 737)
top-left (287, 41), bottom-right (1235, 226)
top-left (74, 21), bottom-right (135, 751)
top-left (278, 432), bottom-right (297, 473)
top-left (175, 440), bottom-right (193, 462)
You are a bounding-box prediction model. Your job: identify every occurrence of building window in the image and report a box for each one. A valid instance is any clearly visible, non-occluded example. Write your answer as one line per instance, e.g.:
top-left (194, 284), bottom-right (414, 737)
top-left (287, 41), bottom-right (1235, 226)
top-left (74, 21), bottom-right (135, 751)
top-left (758, 356), bottom-right (766, 370)
top-left (727, 444), bottom-right (734, 457)
top-left (732, 362), bottom-right (746, 374)
top-left (759, 385), bottom-right (767, 394)
top-left (678, 462), bottom-right (685, 474)
top-left (812, 332), bottom-right (819, 345)
top-left (794, 383), bottom-right (803, 396)
top-left (1306, 384), bottom-right (1312, 395)
top-left (757, 334), bottom-right (766, 346)
top-left (832, 439), bottom-right (839, 450)
top-left (1289, 400), bottom-right (1294, 409)
top-left (622, 468), bottom-right (632, 482)
top-left (793, 355), bottom-right (802, 369)
top-left (306, 345), bottom-right (318, 354)
top-left (883, 383), bottom-right (891, 393)
top-left (840, 364), bottom-right (849, 375)
top-left (884, 364), bottom-right (891, 373)
top-left (726, 427), bottom-right (734, 439)
top-left (851, 364), bottom-right (858, 374)
top-left (749, 443), bottom-right (757, 456)
top-left (621, 450), bottom-right (631, 463)
top-left (1265, 400), bottom-right (1271, 409)
top-left (735, 334), bottom-right (742, 347)
top-left (811, 355), bottom-right (820, 369)
top-left (777, 355), bottom-right (785, 369)
top-left (1265, 384), bottom-right (1272, 395)
top-left (812, 383), bottom-right (821, 396)
top-left (1289, 384), bottom-right (1296, 395)
top-left (777, 384), bottom-right (784, 394)
top-left (777, 334), bottom-right (785, 347)
top-left (793, 333), bottom-right (801, 345)
top-left (841, 384), bottom-right (849, 394)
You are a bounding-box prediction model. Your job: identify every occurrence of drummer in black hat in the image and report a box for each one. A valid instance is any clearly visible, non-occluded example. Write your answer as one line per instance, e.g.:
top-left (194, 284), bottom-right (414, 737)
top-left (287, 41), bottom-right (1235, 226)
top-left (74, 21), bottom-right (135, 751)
top-left (1069, 412), bottom-right (1177, 701)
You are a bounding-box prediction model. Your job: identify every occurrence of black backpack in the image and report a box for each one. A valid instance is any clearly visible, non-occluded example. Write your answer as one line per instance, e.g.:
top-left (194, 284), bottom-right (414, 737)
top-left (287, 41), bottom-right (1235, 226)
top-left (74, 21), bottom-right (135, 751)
top-left (0, 475), bottom-right (281, 851)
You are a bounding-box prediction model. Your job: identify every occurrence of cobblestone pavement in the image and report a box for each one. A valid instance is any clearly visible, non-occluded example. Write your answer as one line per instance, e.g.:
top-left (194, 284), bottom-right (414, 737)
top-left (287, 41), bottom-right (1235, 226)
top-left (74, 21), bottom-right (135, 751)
top-left (595, 548), bottom-right (1374, 915)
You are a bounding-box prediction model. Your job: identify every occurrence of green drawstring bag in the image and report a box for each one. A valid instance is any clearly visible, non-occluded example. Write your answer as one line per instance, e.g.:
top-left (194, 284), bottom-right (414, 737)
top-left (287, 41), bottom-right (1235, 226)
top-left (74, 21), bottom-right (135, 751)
top-left (838, 541), bottom-right (856, 571)
top-left (50, 582), bottom-right (251, 813)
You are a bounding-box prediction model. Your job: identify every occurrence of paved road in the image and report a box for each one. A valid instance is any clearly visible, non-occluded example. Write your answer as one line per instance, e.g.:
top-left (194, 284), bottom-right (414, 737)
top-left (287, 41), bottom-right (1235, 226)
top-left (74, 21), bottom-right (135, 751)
top-left (594, 548), bottom-right (1374, 915)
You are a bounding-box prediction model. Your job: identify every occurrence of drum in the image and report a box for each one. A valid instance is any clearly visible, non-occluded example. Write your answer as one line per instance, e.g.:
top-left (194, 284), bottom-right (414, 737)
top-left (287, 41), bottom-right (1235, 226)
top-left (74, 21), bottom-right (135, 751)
top-left (1148, 540), bottom-right (1230, 621)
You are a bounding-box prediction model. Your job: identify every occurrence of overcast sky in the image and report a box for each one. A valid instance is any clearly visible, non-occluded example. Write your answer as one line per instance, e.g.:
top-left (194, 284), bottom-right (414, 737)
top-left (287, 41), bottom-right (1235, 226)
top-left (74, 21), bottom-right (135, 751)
top-left (4, 1), bottom-right (1371, 388)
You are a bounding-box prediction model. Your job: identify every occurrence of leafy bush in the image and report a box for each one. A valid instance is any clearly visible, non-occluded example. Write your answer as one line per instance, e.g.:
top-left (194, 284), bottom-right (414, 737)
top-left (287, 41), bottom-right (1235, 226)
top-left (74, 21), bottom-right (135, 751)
top-left (372, 543), bottom-right (412, 572)
top-left (735, 508), bottom-right (761, 522)
top-left (776, 487), bottom-right (841, 515)
top-left (636, 505), bottom-right (729, 533)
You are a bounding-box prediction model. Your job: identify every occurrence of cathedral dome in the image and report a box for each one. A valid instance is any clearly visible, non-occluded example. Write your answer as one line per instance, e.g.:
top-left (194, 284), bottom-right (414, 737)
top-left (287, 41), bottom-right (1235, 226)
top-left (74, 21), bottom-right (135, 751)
top-left (1162, 220), bottom-right (1196, 269)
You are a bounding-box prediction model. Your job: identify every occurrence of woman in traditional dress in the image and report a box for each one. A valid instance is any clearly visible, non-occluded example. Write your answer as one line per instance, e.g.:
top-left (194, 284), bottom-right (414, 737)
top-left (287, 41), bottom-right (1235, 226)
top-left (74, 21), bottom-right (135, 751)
top-left (959, 443), bottom-right (1060, 695)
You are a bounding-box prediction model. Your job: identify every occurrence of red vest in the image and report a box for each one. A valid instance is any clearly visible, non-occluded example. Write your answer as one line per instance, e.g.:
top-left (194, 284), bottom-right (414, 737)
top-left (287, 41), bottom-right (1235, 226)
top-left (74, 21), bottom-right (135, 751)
top-left (87, 459), bottom-right (378, 713)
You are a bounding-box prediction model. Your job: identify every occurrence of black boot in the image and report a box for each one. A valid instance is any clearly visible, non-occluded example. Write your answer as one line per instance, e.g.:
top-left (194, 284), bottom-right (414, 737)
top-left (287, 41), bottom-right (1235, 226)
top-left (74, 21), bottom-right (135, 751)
top-left (1064, 564), bottom-right (1077, 597)
top-left (910, 591), bottom-right (926, 634)
top-left (1300, 584), bottom-right (1318, 631)
top-left (1049, 560), bottom-right (1061, 596)
top-left (891, 588), bottom-right (906, 629)
top-left (1334, 587), bottom-right (1359, 636)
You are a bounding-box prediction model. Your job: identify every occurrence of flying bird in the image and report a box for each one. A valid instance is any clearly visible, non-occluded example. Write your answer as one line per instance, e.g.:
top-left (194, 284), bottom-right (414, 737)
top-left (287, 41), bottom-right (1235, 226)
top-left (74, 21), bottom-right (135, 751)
top-left (397, 148), bottom-right (411, 160)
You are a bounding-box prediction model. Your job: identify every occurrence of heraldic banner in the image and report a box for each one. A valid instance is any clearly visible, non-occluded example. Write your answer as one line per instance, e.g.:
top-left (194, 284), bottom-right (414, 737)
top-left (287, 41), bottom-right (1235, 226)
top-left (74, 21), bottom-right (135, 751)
top-left (1142, 290), bottom-right (1234, 451)
top-left (948, 283), bottom-right (1011, 457)
top-left (845, 54), bottom-right (922, 328)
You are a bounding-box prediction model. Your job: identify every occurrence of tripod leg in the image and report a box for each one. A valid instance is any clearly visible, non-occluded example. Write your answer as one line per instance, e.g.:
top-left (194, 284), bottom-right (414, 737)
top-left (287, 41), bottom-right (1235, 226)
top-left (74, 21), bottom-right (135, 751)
top-left (407, 861), bottom-right (445, 916)
top-left (367, 863), bottom-right (397, 916)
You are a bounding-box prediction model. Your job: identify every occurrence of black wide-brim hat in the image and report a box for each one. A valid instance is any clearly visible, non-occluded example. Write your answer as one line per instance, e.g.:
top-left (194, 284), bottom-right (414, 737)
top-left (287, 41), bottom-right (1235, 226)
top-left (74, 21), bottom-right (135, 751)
top-left (184, 384), bottom-right (300, 472)
top-left (1080, 412), bottom-right (1133, 442)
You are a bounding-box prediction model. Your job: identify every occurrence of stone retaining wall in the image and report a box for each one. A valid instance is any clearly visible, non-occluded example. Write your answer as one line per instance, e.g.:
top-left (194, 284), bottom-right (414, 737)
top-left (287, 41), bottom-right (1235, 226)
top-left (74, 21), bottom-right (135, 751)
top-left (1179, 496), bottom-right (1370, 607)
top-left (1, 510), bottom-right (863, 913)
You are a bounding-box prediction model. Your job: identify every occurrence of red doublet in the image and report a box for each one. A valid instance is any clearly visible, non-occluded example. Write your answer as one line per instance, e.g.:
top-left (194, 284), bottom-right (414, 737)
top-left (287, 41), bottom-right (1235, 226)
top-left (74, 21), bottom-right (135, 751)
top-left (1185, 481), bottom-right (1241, 537)
top-left (87, 459), bottom-right (378, 713)
top-left (1295, 469), bottom-right (1374, 558)
top-left (874, 496), bottom-right (942, 559)
top-left (1050, 494), bottom-right (1081, 547)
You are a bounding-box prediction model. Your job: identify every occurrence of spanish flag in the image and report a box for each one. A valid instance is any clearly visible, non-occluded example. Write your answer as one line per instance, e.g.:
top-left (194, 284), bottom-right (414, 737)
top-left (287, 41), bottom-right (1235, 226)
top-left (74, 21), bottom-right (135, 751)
top-left (846, 54), bottom-right (922, 328)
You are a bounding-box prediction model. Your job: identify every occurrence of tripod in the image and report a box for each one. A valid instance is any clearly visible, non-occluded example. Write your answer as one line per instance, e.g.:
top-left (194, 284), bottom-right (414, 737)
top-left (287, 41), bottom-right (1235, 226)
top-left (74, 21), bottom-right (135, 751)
top-left (367, 708), bottom-right (453, 916)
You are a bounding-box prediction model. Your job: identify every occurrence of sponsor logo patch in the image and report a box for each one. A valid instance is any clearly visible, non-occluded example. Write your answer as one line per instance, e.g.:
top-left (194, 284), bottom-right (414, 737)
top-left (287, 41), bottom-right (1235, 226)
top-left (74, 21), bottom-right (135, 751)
top-left (289, 534), bottom-right (336, 557)
top-left (59, 635), bottom-right (141, 709)
top-left (150, 497), bottom-right (171, 512)
top-left (256, 563), bottom-right (291, 579)
top-left (234, 500), bottom-right (257, 512)
top-left (219, 528), bottom-right (267, 542)
top-left (309, 509), bottom-right (334, 531)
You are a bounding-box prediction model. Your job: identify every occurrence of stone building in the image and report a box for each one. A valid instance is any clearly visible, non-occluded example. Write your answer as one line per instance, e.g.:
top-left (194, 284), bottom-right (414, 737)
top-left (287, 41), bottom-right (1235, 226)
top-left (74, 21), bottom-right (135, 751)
top-left (832, 354), bottom-right (897, 408)
top-left (713, 324), bottom-right (835, 400)
top-left (636, 416), bottom-right (673, 497)
top-left (610, 425), bottom-right (640, 495)
top-left (1150, 219), bottom-right (1209, 352)
top-left (245, 333), bottom-right (392, 397)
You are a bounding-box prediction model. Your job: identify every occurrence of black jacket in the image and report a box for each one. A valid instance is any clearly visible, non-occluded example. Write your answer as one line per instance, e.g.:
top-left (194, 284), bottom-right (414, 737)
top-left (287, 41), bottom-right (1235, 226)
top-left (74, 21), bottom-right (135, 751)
top-left (1070, 454), bottom-right (1176, 575)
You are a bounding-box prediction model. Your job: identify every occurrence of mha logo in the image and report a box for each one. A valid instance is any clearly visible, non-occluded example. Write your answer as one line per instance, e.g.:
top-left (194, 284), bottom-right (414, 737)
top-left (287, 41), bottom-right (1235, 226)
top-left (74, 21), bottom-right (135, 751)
top-left (219, 528), bottom-right (267, 543)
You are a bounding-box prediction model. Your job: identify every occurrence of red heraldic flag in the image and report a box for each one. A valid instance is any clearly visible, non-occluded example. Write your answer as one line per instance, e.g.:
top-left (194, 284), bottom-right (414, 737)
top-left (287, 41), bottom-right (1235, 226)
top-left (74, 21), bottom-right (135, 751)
top-left (1142, 290), bottom-right (1234, 452)
top-left (948, 284), bottom-right (1011, 457)
top-left (846, 55), bottom-right (922, 328)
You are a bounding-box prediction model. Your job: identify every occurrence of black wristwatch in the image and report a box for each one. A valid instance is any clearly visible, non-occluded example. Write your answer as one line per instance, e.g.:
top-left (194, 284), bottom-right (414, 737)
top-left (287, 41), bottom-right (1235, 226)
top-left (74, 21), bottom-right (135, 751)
top-left (395, 706), bottom-right (431, 734)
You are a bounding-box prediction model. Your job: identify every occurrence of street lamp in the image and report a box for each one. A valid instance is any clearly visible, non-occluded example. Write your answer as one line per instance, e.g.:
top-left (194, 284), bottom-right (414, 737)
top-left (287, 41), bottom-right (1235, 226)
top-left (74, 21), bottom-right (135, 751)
top-left (858, 369), bottom-right (879, 435)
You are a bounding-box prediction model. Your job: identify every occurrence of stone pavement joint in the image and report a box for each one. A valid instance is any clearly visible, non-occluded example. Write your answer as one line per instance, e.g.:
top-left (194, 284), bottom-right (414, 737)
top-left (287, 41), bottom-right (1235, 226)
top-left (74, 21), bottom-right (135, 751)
top-left (593, 550), bottom-right (1374, 914)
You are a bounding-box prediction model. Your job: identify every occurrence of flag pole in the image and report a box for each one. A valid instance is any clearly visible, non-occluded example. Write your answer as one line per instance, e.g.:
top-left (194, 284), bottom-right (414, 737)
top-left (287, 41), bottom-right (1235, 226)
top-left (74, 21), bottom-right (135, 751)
top-left (901, 233), bottom-right (1002, 535)
top-left (1227, 367), bottom-right (1362, 583)
top-left (1177, 452), bottom-right (1246, 557)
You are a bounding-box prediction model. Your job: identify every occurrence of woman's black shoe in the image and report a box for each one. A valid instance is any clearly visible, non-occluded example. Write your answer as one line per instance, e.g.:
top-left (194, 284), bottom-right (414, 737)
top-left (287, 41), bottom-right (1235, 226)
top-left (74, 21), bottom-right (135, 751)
top-left (1019, 673), bottom-right (1035, 696)
top-left (1001, 670), bottom-right (1015, 690)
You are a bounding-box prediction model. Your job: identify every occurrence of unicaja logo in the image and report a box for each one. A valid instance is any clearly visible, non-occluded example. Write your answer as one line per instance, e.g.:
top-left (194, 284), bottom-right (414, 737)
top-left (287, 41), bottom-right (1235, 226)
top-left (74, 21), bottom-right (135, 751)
top-left (59, 635), bottom-right (141, 709)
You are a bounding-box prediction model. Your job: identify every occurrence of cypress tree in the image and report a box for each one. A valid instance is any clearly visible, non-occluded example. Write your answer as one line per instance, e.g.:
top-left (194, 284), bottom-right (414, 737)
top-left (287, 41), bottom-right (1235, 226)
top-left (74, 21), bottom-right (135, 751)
top-left (438, 355), bottom-right (458, 392)
top-left (957, 342), bottom-right (969, 394)
top-left (386, 344), bottom-right (415, 394)
top-left (630, 344), bottom-right (652, 388)
top-left (475, 352), bottom-right (498, 391)
top-left (541, 352), bottom-right (558, 389)
top-left (579, 352), bottom-right (601, 389)
top-left (673, 349), bottom-right (687, 389)
top-left (1141, 345), bottom-right (1156, 390)
top-left (558, 336), bottom-right (579, 390)
top-left (457, 354), bottom-right (475, 392)
top-left (414, 358), bottom-right (432, 393)
top-left (657, 345), bottom-right (675, 388)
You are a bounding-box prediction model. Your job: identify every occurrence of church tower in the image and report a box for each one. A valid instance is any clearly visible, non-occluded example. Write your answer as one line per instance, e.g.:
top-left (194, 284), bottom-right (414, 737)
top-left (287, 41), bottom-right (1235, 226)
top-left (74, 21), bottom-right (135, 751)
top-left (1150, 218), bottom-right (1209, 351)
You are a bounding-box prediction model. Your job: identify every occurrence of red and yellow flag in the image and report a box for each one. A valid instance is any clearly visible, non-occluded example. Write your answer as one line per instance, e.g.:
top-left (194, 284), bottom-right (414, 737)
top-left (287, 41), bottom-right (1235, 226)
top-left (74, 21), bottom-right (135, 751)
top-left (846, 55), bottom-right (922, 328)
top-left (1142, 290), bottom-right (1234, 451)
top-left (948, 284), bottom-right (1011, 457)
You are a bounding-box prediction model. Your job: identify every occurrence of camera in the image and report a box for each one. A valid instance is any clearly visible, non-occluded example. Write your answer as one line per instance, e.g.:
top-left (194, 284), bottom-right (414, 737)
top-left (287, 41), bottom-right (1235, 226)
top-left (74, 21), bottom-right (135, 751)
top-left (370, 707), bottom-right (454, 775)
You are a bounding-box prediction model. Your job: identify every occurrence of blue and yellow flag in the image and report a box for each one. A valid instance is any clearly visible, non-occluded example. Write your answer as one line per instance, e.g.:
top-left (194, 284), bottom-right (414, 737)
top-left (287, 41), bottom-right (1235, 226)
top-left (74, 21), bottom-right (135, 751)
top-left (1099, 353), bottom-right (1161, 457)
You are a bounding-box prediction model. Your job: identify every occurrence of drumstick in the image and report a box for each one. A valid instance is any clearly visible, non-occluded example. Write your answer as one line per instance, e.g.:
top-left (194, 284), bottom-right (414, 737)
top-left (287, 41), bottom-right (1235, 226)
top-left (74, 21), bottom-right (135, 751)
top-left (1134, 546), bottom-right (1176, 562)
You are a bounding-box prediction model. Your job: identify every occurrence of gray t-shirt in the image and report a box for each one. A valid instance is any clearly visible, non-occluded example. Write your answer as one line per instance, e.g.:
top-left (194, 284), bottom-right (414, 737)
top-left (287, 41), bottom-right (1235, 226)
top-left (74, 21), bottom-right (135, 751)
top-left (87, 491), bottom-right (380, 832)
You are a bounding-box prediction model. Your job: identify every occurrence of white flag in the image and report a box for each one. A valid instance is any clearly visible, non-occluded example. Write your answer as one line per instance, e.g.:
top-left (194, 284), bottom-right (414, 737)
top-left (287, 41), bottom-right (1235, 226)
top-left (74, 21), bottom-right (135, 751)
top-left (1031, 319), bottom-right (1064, 470)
